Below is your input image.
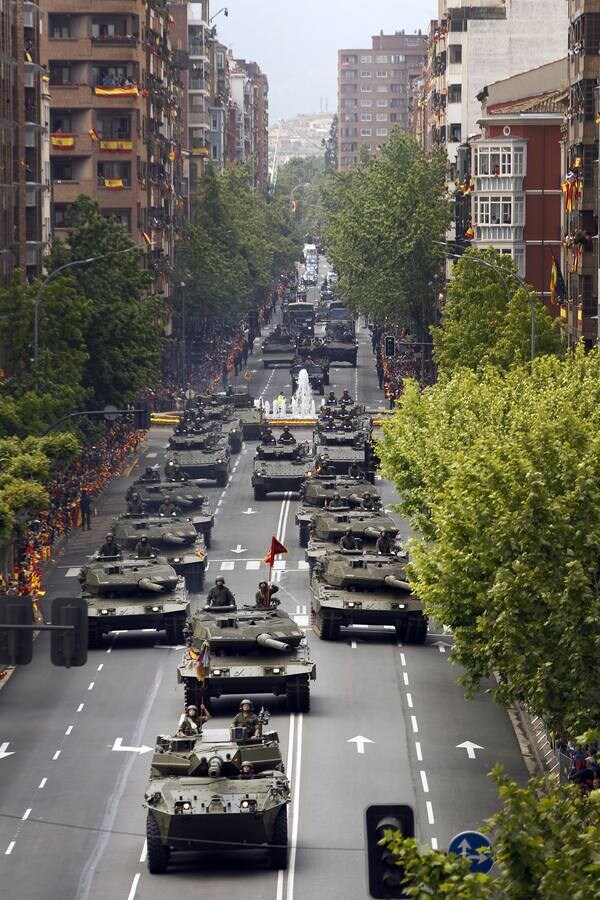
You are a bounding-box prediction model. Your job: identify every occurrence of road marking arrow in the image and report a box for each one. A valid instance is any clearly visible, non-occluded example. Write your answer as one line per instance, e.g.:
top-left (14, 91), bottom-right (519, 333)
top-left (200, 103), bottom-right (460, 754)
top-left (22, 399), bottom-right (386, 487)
top-left (241, 508), bottom-right (257, 515)
top-left (230, 544), bottom-right (248, 554)
top-left (432, 641), bottom-right (448, 653)
top-left (0, 742), bottom-right (14, 760)
top-left (347, 735), bottom-right (374, 754)
top-left (456, 740), bottom-right (484, 759)
top-left (111, 738), bottom-right (153, 755)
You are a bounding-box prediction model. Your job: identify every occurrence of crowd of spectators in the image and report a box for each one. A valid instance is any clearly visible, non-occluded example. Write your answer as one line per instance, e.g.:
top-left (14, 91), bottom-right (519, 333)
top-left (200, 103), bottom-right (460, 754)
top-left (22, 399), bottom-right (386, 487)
top-left (554, 737), bottom-right (600, 793)
top-left (371, 325), bottom-right (432, 407)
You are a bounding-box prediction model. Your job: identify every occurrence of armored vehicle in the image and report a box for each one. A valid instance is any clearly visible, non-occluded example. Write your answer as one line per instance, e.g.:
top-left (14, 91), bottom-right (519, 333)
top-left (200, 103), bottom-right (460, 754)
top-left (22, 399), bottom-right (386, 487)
top-left (112, 514), bottom-right (208, 590)
top-left (311, 552), bottom-right (427, 643)
top-left (323, 335), bottom-right (358, 367)
top-left (165, 444), bottom-right (231, 487)
top-left (178, 606), bottom-right (315, 712)
top-left (305, 509), bottom-right (400, 568)
top-left (316, 421), bottom-right (369, 447)
top-left (296, 476), bottom-right (382, 547)
top-left (125, 481), bottom-right (214, 546)
top-left (81, 556), bottom-right (189, 647)
top-left (261, 334), bottom-right (296, 368)
top-left (314, 442), bottom-right (374, 480)
top-left (238, 406), bottom-right (264, 441)
top-left (144, 727), bottom-right (289, 873)
top-left (168, 426), bottom-right (222, 452)
top-left (252, 444), bottom-right (313, 500)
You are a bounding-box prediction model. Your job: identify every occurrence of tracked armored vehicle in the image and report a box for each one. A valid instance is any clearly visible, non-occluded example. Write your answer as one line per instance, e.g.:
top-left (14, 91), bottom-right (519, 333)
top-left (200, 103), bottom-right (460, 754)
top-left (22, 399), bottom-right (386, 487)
top-left (261, 334), bottom-right (296, 368)
top-left (165, 442), bottom-right (231, 486)
top-left (305, 509), bottom-right (400, 568)
top-left (144, 727), bottom-right (289, 873)
top-left (296, 476), bottom-right (382, 546)
top-left (178, 605), bottom-right (315, 712)
top-left (311, 552), bottom-right (427, 643)
top-left (81, 556), bottom-right (189, 647)
top-left (112, 514), bottom-right (208, 590)
top-left (126, 481), bottom-right (214, 545)
top-left (316, 421), bottom-right (369, 447)
top-left (313, 442), bottom-right (374, 480)
top-left (252, 444), bottom-right (313, 500)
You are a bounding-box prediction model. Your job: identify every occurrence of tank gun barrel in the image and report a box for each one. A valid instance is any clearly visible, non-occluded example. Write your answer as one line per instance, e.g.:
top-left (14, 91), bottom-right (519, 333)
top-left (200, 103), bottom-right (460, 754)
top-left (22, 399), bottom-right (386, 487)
top-left (256, 633), bottom-right (291, 652)
top-left (162, 532), bottom-right (187, 545)
top-left (384, 574), bottom-right (410, 590)
top-left (171, 495), bottom-right (193, 508)
top-left (137, 577), bottom-right (165, 593)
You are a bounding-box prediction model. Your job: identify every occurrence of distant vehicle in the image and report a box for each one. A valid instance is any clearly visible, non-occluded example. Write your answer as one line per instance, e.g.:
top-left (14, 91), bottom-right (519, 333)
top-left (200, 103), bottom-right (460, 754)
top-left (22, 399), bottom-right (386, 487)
top-left (303, 243), bottom-right (318, 264)
top-left (328, 272), bottom-right (338, 285)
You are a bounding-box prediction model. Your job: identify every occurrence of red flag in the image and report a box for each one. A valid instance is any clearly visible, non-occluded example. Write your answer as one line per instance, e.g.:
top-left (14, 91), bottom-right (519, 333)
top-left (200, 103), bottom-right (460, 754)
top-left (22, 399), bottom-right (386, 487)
top-left (262, 535), bottom-right (288, 567)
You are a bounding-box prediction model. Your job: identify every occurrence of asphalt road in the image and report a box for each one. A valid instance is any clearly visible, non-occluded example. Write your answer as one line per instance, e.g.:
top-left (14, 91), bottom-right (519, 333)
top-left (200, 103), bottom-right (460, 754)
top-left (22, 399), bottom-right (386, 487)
top-left (0, 262), bottom-right (528, 899)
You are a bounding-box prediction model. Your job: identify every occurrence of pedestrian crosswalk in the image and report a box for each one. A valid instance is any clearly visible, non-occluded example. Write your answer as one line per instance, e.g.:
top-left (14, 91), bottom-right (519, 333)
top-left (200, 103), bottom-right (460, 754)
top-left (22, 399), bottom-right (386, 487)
top-left (207, 559), bottom-right (310, 573)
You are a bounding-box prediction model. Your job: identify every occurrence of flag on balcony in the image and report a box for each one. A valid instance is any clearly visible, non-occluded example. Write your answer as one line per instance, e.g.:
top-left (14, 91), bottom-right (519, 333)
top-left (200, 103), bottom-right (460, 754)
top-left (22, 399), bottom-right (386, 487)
top-left (464, 225), bottom-right (474, 240)
top-left (142, 231), bottom-right (152, 245)
top-left (577, 304), bottom-right (583, 326)
top-left (88, 128), bottom-right (99, 142)
top-left (94, 85), bottom-right (139, 97)
top-left (103, 178), bottom-right (125, 189)
top-left (559, 306), bottom-right (568, 321)
top-left (51, 134), bottom-right (75, 149)
top-left (549, 254), bottom-right (566, 303)
top-left (99, 139), bottom-right (133, 152)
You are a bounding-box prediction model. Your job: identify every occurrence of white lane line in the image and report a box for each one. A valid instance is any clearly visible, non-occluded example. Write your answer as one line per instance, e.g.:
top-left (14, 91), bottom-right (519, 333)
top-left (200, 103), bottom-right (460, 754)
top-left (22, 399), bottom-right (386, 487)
top-left (420, 771), bottom-right (429, 793)
top-left (38, 778), bottom-right (47, 789)
top-left (126, 873), bottom-right (140, 900)
top-left (406, 693), bottom-right (414, 708)
top-left (286, 712), bottom-right (296, 787)
top-left (216, 498), bottom-right (223, 507)
top-left (220, 561), bottom-right (235, 571)
top-left (350, 640), bottom-right (357, 649)
top-left (400, 653), bottom-right (406, 666)
top-left (246, 560), bottom-right (260, 570)
top-left (88, 682), bottom-right (95, 691)
top-left (297, 560), bottom-right (310, 570)
top-left (52, 751), bottom-right (61, 761)
top-left (410, 716), bottom-right (419, 734)
top-left (286, 713), bottom-right (303, 900)
top-left (5, 841), bottom-right (15, 855)
top-left (97, 664), bottom-right (103, 672)
top-left (77, 703), bottom-right (84, 713)
top-left (65, 567), bottom-right (81, 577)
top-left (426, 801), bottom-right (435, 825)
top-left (106, 647), bottom-right (112, 654)
top-left (277, 870), bottom-right (284, 900)
top-left (22, 809), bottom-right (31, 821)
top-left (415, 741), bottom-right (423, 762)
top-left (65, 726), bottom-right (73, 735)
top-left (273, 560), bottom-right (286, 571)
top-left (431, 837), bottom-right (438, 850)
top-left (403, 672), bottom-right (409, 686)
top-left (139, 840), bottom-right (147, 863)
top-left (293, 615), bottom-right (309, 628)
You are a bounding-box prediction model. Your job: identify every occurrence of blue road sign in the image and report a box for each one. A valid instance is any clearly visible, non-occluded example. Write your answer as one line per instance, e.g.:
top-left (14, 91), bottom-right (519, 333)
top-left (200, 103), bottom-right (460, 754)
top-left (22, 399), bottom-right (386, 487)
top-left (448, 830), bottom-right (493, 874)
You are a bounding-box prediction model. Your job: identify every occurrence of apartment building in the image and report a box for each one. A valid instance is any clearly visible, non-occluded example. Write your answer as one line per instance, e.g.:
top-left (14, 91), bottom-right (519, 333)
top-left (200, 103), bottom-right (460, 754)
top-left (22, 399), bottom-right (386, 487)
top-left (41, 0), bottom-right (184, 295)
top-left (1, 0), bottom-right (49, 287)
top-left (563, 0), bottom-right (600, 346)
top-left (337, 31), bottom-right (427, 169)
top-left (229, 56), bottom-right (269, 190)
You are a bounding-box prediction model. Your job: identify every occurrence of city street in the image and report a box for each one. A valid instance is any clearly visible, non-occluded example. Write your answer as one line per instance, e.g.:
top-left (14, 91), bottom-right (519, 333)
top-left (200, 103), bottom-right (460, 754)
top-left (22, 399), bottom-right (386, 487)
top-left (0, 271), bottom-right (528, 900)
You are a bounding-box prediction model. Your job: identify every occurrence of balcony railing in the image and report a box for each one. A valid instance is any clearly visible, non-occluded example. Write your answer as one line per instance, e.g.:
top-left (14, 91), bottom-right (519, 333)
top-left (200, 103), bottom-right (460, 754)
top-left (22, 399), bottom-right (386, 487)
top-left (475, 175), bottom-right (524, 193)
top-left (91, 34), bottom-right (138, 45)
top-left (189, 43), bottom-right (208, 58)
top-left (475, 224), bottom-right (524, 242)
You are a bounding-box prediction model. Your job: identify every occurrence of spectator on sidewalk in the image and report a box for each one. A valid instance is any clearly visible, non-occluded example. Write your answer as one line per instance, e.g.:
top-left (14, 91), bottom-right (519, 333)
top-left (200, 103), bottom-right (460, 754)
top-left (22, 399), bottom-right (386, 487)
top-left (79, 489), bottom-right (92, 531)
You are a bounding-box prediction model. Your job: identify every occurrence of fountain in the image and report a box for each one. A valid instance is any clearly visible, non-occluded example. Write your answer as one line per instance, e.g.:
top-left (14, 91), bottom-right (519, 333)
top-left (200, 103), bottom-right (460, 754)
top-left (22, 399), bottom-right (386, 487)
top-left (255, 368), bottom-right (317, 422)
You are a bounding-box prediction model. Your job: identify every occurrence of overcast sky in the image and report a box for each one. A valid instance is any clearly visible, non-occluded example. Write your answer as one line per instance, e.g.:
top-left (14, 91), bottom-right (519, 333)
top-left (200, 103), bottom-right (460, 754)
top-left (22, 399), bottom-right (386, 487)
top-left (197, 1), bottom-right (438, 121)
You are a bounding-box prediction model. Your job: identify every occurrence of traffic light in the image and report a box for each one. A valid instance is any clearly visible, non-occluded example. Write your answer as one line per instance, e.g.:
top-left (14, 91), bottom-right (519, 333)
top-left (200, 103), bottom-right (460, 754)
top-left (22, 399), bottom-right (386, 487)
top-left (50, 596), bottom-right (88, 668)
top-left (0, 595), bottom-right (34, 665)
top-left (384, 336), bottom-right (395, 358)
top-left (133, 403), bottom-right (151, 429)
top-left (365, 804), bottom-right (414, 899)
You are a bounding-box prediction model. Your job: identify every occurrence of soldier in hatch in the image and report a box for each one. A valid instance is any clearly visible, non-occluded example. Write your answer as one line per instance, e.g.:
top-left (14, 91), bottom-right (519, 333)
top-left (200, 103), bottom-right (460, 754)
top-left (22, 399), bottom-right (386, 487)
top-left (205, 576), bottom-right (236, 609)
top-left (232, 699), bottom-right (259, 739)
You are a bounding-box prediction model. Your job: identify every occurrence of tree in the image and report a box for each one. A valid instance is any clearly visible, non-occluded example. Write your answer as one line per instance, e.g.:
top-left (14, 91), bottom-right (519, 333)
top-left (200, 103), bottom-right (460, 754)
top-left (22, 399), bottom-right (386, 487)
top-left (382, 767), bottom-right (600, 898)
top-left (379, 351), bottom-right (600, 733)
top-left (49, 195), bottom-right (162, 406)
top-left (323, 129), bottom-right (451, 336)
top-left (432, 248), bottom-right (563, 373)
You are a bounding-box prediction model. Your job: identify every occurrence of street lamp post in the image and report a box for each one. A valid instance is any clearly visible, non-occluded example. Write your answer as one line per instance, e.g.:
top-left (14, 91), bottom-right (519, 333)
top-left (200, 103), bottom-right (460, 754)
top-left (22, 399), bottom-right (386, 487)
top-left (209, 7), bottom-right (228, 24)
top-left (33, 246), bottom-right (138, 390)
top-left (435, 242), bottom-right (536, 361)
top-left (289, 181), bottom-right (311, 212)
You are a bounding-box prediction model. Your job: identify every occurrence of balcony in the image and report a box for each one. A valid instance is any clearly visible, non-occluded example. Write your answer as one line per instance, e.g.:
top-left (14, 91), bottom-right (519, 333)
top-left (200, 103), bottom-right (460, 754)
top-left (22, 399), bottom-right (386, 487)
top-left (189, 77), bottom-right (209, 94)
top-left (475, 224), bottom-right (524, 242)
top-left (189, 110), bottom-right (210, 128)
top-left (188, 43), bottom-right (209, 60)
top-left (475, 175), bottom-right (524, 193)
top-left (91, 34), bottom-right (138, 46)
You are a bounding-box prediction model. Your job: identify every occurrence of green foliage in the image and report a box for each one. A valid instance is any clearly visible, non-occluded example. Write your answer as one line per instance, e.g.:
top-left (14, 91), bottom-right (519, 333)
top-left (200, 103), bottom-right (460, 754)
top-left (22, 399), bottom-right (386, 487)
top-left (384, 767), bottom-right (600, 898)
top-left (432, 248), bottom-right (563, 373)
top-left (272, 156), bottom-right (330, 238)
top-left (323, 129), bottom-right (451, 333)
top-left (379, 351), bottom-right (600, 732)
top-left (49, 195), bottom-right (162, 406)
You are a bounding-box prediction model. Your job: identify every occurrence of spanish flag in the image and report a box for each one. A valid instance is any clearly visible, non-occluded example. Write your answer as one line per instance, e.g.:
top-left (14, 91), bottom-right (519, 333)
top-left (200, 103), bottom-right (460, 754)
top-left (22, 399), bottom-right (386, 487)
top-left (51, 134), bottom-right (75, 149)
top-left (94, 85), bottom-right (139, 97)
top-left (99, 139), bottom-right (133, 152)
top-left (88, 128), bottom-right (99, 142)
top-left (103, 178), bottom-right (125, 189)
top-left (464, 225), bottom-right (474, 240)
top-left (549, 253), bottom-right (566, 303)
top-left (142, 231), bottom-right (152, 245)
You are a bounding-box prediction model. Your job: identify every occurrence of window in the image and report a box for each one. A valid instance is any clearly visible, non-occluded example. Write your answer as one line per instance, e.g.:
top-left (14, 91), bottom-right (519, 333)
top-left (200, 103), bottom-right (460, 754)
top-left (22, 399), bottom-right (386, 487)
top-left (376, 113), bottom-right (388, 121)
top-left (390, 99), bottom-right (404, 108)
top-left (92, 65), bottom-right (129, 86)
top-left (376, 70), bottom-right (388, 78)
top-left (476, 195), bottom-right (524, 225)
top-left (211, 115), bottom-right (218, 130)
top-left (360, 113), bottom-right (372, 122)
top-left (376, 100), bottom-right (388, 108)
top-left (49, 15), bottom-right (71, 38)
top-left (390, 84), bottom-right (403, 94)
top-left (360, 99), bottom-right (372, 107)
top-left (343, 69), bottom-right (358, 80)
top-left (514, 146), bottom-right (524, 175)
top-left (391, 54), bottom-right (405, 63)
top-left (51, 160), bottom-right (74, 180)
top-left (449, 123), bottom-right (462, 142)
top-left (216, 51), bottom-right (225, 70)
top-left (360, 128), bottom-right (372, 136)
top-left (376, 128), bottom-right (389, 136)
top-left (97, 161), bottom-right (131, 186)
top-left (360, 70), bottom-right (372, 78)
top-left (448, 84), bottom-right (462, 103)
top-left (92, 19), bottom-right (128, 39)
top-left (475, 145), bottom-right (525, 177)
top-left (390, 113), bottom-right (402, 123)
top-left (51, 114), bottom-right (72, 132)
top-left (343, 113), bottom-right (358, 122)
top-left (53, 204), bottom-right (73, 227)
top-left (49, 63), bottom-right (71, 85)
top-left (212, 144), bottom-right (218, 160)
top-left (360, 85), bottom-right (372, 92)
top-left (341, 84), bottom-right (357, 94)
top-left (342, 99), bottom-right (357, 108)
top-left (342, 55), bottom-right (357, 64)
top-left (376, 55), bottom-right (388, 63)
top-left (360, 55), bottom-right (372, 63)
top-left (96, 116), bottom-right (131, 139)
top-left (449, 44), bottom-right (462, 64)
top-left (376, 85), bottom-right (388, 93)
top-left (103, 210), bottom-right (131, 231)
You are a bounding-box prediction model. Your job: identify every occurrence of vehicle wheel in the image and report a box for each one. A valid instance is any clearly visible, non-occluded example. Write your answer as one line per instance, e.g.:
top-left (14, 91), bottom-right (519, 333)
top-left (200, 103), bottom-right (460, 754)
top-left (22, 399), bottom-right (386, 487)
top-left (286, 675), bottom-right (310, 713)
top-left (254, 484), bottom-right (266, 501)
top-left (216, 470), bottom-right (228, 488)
top-left (164, 612), bottom-right (186, 644)
top-left (299, 522), bottom-right (310, 548)
top-left (269, 808), bottom-right (289, 870)
top-left (395, 620), bottom-right (407, 642)
top-left (146, 813), bottom-right (169, 874)
top-left (313, 607), bottom-right (340, 641)
top-left (88, 622), bottom-right (103, 650)
top-left (405, 613), bottom-right (428, 645)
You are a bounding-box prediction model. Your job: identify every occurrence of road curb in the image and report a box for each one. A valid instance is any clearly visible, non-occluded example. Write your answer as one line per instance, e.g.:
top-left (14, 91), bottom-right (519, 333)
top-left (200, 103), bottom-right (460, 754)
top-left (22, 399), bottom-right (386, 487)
top-left (493, 670), bottom-right (557, 778)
